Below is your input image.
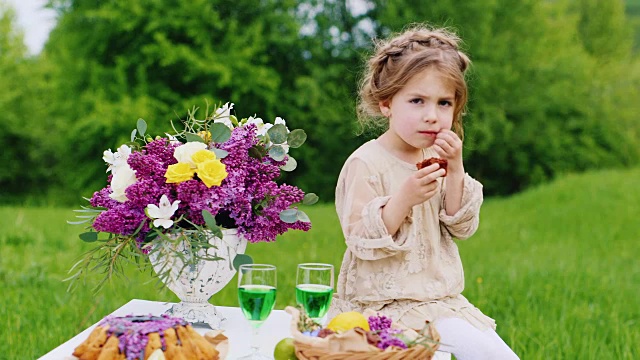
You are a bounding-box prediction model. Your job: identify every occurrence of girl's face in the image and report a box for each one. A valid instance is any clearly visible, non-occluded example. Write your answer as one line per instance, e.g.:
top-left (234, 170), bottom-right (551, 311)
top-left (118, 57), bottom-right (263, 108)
top-left (379, 67), bottom-right (456, 154)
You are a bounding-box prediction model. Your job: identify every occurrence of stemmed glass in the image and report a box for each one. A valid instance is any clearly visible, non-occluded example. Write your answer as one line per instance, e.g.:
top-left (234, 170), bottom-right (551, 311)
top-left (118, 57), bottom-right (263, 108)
top-left (237, 264), bottom-right (277, 360)
top-left (296, 263), bottom-right (334, 324)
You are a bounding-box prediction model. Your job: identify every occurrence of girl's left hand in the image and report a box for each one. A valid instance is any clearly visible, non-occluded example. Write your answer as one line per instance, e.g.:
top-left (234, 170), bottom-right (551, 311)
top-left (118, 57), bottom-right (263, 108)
top-left (433, 129), bottom-right (463, 174)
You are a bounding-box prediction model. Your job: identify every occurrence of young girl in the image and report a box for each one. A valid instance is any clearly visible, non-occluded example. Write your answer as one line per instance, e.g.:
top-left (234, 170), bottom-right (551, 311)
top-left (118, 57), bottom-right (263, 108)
top-left (329, 25), bottom-right (519, 359)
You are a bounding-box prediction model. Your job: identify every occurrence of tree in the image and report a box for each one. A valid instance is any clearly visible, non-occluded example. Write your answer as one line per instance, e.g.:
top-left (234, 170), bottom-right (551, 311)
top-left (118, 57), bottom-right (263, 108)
top-left (43, 0), bottom-right (309, 201)
top-left (0, 4), bottom-right (56, 203)
top-left (370, 0), bottom-right (640, 194)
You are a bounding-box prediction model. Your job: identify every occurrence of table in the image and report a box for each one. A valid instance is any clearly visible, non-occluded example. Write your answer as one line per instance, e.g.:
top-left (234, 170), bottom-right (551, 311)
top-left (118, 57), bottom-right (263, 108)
top-left (39, 299), bottom-right (451, 360)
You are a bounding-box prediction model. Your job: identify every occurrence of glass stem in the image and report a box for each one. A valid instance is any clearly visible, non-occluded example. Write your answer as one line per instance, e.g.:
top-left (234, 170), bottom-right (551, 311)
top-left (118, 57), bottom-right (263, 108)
top-left (250, 325), bottom-right (261, 355)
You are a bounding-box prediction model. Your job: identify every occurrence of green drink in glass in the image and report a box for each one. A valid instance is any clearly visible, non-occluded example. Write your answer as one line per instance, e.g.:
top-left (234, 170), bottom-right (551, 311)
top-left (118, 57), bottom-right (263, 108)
top-left (296, 284), bottom-right (333, 319)
top-left (238, 285), bottom-right (277, 324)
top-left (296, 263), bottom-right (334, 322)
top-left (237, 264), bottom-right (277, 360)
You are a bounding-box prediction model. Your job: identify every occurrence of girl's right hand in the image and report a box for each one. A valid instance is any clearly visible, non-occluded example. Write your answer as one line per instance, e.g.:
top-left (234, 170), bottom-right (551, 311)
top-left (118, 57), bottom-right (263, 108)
top-left (399, 163), bottom-right (446, 208)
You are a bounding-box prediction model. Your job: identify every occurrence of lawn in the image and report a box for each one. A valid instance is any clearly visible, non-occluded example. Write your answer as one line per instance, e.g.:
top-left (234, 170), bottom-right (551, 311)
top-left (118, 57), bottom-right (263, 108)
top-left (1, 168), bottom-right (638, 359)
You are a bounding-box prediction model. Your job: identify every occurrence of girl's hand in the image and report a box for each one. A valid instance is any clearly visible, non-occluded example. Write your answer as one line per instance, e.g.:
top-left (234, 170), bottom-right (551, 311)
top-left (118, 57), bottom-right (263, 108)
top-left (397, 163), bottom-right (446, 209)
top-left (433, 130), bottom-right (463, 175)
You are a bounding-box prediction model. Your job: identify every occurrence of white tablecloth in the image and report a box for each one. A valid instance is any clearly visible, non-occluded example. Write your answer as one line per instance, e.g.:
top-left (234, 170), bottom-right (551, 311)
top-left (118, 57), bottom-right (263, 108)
top-left (39, 299), bottom-right (451, 360)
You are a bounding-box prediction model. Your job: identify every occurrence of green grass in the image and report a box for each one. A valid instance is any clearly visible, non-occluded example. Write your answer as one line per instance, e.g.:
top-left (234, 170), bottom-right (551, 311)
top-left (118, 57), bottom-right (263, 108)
top-left (1, 168), bottom-right (639, 359)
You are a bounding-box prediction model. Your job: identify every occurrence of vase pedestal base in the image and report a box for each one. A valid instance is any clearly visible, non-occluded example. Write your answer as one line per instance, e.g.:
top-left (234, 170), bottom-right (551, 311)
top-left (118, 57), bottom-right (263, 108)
top-left (165, 301), bottom-right (225, 330)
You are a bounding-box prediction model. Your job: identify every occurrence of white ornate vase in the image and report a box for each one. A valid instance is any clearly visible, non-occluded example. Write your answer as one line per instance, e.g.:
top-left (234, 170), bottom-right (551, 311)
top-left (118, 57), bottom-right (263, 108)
top-left (149, 228), bottom-right (248, 329)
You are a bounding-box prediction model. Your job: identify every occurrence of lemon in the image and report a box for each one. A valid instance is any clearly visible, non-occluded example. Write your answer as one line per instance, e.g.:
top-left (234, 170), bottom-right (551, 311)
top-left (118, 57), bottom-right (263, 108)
top-left (274, 337), bottom-right (297, 360)
top-left (326, 311), bottom-right (370, 333)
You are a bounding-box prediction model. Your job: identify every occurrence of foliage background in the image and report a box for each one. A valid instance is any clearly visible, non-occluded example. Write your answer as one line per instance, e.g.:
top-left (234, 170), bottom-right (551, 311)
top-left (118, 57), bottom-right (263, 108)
top-left (1, 0), bottom-right (639, 204)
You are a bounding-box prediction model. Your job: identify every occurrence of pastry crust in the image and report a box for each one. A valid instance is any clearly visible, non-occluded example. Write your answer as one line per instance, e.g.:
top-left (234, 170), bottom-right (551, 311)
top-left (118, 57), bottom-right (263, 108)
top-left (416, 157), bottom-right (448, 175)
top-left (72, 316), bottom-right (219, 360)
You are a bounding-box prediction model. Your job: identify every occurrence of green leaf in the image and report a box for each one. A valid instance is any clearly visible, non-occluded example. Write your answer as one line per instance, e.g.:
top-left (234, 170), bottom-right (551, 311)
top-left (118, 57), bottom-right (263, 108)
top-left (202, 210), bottom-right (217, 229)
top-left (185, 133), bottom-right (205, 143)
top-left (210, 225), bottom-right (223, 239)
top-left (287, 129), bottom-right (307, 148)
top-left (303, 193), bottom-right (319, 205)
top-left (212, 148), bottom-right (229, 159)
top-left (297, 210), bottom-right (311, 223)
top-left (130, 129), bottom-right (137, 142)
top-left (67, 219), bottom-right (91, 225)
top-left (79, 232), bottom-right (98, 242)
top-left (137, 118), bottom-right (147, 137)
top-left (210, 123), bottom-right (232, 143)
top-left (248, 145), bottom-right (266, 159)
top-left (267, 124), bottom-right (288, 144)
top-left (232, 254), bottom-right (253, 270)
top-left (202, 210), bottom-right (223, 238)
top-left (279, 209), bottom-right (298, 223)
top-left (280, 156), bottom-right (297, 171)
top-left (269, 146), bottom-right (286, 161)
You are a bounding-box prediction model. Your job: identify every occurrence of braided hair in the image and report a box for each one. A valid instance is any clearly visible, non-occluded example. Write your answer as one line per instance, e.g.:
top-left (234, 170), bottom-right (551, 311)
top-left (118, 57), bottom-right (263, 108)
top-left (358, 25), bottom-right (471, 138)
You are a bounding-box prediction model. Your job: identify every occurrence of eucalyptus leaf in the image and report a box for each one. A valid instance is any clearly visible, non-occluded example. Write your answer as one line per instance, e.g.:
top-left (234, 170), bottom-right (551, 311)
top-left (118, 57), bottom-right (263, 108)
top-left (267, 124), bottom-right (288, 144)
top-left (185, 133), bottom-right (205, 143)
top-left (130, 129), bottom-right (137, 142)
top-left (210, 123), bottom-right (232, 143)
top-left (280, 157), bottom-right (297, 172)
top-left (303, 193), bottom-right (319, 205)
top-left (79, 232), bottom-right (98, 242)
top-left (268, 146), bottom-right (286, 162)
top-left (210, 225), bottom-right (223, 239)
top-left (212, 148), bottom-right (229, 159)
top-left (232, 254), bottom-right (253, 270)
top-left (202, 210), bottom-right (220, 232)
top-left (248, 146), bottom-right (265, 160)
top-left (297, 210), bottom-right (311, 223)
top-left (279, 209), bottom-right (298, 223)
top-left (287, 129), bottom-right (307, 148)
top-left (137, 118), bottom-right (147, 136)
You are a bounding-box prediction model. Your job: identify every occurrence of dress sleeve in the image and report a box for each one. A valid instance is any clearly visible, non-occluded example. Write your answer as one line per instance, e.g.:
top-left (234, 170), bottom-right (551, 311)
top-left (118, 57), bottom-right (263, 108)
top-left (335, 158), bottom-right (415, 260)
top-left (438, 173), bottom-right (483, 240)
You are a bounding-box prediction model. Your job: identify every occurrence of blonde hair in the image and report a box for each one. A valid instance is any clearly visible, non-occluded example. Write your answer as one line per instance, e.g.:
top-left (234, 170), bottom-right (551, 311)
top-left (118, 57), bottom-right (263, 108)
top-left (358, 25), bottom-right (471, 138)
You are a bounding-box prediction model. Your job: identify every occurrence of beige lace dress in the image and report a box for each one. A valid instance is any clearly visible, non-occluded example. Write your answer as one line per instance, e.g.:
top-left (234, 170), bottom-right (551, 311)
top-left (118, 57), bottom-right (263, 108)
top-left (328, 139), bottom-right (496, 331)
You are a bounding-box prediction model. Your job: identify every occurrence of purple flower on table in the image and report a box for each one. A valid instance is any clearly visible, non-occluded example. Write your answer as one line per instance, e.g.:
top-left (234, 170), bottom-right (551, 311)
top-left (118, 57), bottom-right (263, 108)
top-left (377, 328), bottom-right (407, 350)
top-left (368, 314), bottom-right (393, 331)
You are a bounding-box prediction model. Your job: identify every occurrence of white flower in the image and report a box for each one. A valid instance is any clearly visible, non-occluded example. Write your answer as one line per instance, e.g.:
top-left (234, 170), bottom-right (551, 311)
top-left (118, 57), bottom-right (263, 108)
top-left (109, 164), bottom-right (137, 202)
top-left (246, 116), bottom-right (271, 136)
top-left (274, 116), bottom-right (290, 132)
top-left (165, 133), bottom-right (181, 145)
top-left (214, 102), bottom-right (234, 129)
top-left (103, 144), bottom-right (132, 174)
top-left (268, 117), bottom-right (290, 154)
top-left (146, 195), bottom-right (181, 229)
top-left (173, 142), bottom-right (207, 167)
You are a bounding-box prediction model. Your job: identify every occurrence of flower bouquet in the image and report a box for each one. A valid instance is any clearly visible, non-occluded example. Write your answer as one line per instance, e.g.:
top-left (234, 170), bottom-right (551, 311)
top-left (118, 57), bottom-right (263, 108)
top-left (285, 306), bottom-right (440, 360)
top-left (68, 101), bottom-right (317, 291)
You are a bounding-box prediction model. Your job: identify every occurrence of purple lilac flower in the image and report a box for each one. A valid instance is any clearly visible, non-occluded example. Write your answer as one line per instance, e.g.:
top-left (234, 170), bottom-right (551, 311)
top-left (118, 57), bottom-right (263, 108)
top-left (377, 329), bottom-right (407, 350)
top-left (99, 314), bottom-right (187, 360)
top-left (127, 152), bottom-right (168, 184)
top-left (92, 204), bottom-right (146, 236)
top-left (368, 314), bottom-right (393, 332)
top-left (144, 138), bottom-right (180, 165)
top-left (90, 187), bottom-right (118, 208)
